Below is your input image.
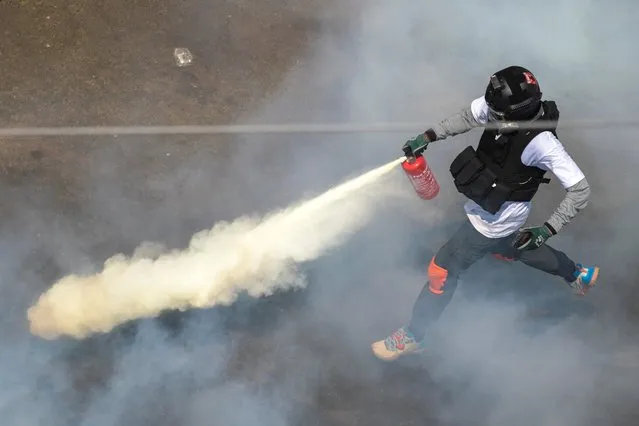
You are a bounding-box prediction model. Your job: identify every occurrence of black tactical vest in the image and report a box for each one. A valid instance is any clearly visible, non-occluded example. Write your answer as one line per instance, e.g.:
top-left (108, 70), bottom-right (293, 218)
top-left (449, 101), bottom-right (559, 214)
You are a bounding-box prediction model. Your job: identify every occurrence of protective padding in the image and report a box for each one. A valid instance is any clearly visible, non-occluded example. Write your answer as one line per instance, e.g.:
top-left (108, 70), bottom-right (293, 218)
top-left (428, 257), bottom-right (448, 295)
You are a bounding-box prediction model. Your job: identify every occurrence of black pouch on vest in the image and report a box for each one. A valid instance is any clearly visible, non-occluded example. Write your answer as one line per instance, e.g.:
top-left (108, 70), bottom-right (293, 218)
top-left (450, 146), bottom-right (494, 199)
top-left (449, 146), bottom-right (479, 181)
top-left (450, 146), bottom-right (512, 214)
top-left (481, 181), bottom-right (512, 214)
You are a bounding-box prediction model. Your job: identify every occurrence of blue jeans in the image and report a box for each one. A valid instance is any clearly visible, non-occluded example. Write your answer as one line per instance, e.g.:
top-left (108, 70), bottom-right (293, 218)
top-left (408, 220), bottom-right (577, 340)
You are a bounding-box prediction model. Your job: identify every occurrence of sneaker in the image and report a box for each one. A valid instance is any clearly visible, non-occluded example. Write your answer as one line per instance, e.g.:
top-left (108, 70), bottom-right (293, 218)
top-left (371, 326), bottom-right (426, 361)
top-left (568, 264), bottom-right (600, 296)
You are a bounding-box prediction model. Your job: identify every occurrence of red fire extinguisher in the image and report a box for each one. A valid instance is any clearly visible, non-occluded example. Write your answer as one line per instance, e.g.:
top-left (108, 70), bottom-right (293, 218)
top-left (401, 154), bottom-right (440, 200)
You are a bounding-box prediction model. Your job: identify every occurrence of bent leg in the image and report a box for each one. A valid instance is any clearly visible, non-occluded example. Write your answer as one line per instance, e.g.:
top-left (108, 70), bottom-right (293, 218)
top-left (505, 243), bottom-right (576, 281)
top-left (371, 221), bottom-right (506, 361)
top-left (408, 222), bottom-right (504, 341)
top-left (407, 253), bottom-right (457, 340)
top-left (497, 239), bottom-right (600, 295)
top-left (372, 221), bottom-right (519, 361)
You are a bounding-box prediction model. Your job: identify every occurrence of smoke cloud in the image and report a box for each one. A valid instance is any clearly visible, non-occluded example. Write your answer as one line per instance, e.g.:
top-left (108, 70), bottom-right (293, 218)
top-left (3, 0), bottom-right (639, 425)
top-left (214, 1), bottom-right (639, 425)
top-left (27, 157), bottom-right (404, 339)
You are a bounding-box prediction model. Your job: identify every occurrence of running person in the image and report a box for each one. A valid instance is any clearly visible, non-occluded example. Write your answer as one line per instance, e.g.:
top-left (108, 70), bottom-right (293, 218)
top-left (372, 65), bottom-right (600, 361)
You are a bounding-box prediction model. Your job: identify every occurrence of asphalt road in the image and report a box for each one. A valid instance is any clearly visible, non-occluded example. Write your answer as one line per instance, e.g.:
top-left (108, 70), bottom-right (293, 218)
top-left (0, 2), bottom-right (445, 425)
top-left (1, 1), bottom-right (639, 426)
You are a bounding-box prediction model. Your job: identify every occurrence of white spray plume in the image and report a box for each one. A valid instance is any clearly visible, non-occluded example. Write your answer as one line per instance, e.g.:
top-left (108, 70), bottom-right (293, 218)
top-left (26, 157), bottom-right (406, 340)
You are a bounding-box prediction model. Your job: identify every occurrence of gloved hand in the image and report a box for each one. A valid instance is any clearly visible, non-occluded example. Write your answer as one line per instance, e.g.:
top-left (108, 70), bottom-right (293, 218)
top-left (512, 222), bottom-right (557, 251)
top-left (402, 131), bottom-right (434, 158)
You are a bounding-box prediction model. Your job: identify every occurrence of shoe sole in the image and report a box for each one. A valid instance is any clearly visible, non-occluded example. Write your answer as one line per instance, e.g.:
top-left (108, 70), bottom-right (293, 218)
top-left (590, 266), bottom-right (600, 286)
top-left (371, 343), bottom-right (426, 362)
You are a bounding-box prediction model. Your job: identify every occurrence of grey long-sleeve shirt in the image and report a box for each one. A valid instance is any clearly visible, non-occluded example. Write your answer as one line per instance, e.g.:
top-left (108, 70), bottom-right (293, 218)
top-left (426, 105), bottom-right (590, 233)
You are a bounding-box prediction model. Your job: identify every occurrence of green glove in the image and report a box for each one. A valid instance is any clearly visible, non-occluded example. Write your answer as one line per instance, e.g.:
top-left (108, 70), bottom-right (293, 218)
top-left (402, 130), bottom-right (435, 158)
top-left (512, 222), bottom-right (557, 251)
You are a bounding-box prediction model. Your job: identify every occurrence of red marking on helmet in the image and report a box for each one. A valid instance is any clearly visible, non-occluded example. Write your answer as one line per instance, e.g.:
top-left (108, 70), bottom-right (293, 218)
top-left (523, 72), bottom-right (537, 85)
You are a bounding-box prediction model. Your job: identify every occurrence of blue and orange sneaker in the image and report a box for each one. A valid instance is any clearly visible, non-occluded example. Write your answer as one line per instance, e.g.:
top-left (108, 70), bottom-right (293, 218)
top-left (371, 326), bottom-right (426, 361)
top-left (568, 264), bottom-right (600, 296)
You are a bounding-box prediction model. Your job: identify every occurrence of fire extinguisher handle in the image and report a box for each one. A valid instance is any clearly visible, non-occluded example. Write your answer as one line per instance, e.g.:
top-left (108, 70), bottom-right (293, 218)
top-left (402, 133), bottom-right (432, 159)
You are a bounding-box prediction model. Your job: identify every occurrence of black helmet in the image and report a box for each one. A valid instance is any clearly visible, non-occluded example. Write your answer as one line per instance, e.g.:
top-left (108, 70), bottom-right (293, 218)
top-left (485, 66), bottom-right (542, 121)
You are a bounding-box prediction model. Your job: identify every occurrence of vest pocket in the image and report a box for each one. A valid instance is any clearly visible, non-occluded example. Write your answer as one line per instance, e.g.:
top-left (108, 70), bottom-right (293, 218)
top-left (466, 167), bottom-right (498, 199)
top-left (450, 146), bottom-right (477, 180)
top-left (450, 146), bottom-right (513, 214)
top-left (481, 181), bottom-right (512, 214)
top-left (451, 146), bottom-right (495, 193)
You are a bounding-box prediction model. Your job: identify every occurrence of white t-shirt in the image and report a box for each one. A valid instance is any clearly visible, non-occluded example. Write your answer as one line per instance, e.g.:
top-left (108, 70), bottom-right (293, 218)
top-left (464, 96), bottom-right (585, 238)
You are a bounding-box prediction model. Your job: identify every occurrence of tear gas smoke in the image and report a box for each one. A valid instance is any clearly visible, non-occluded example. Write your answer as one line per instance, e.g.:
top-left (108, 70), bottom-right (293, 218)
top-left (26, 157), bottom-right (405, 340)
